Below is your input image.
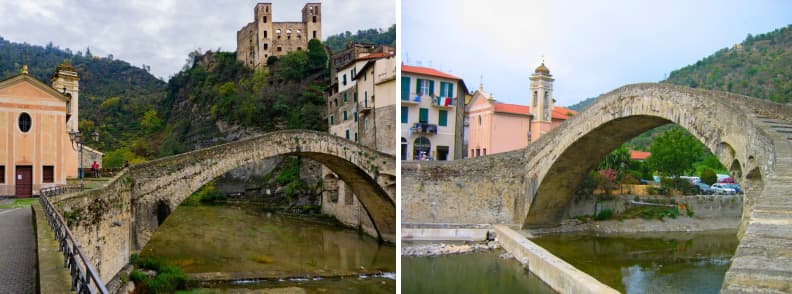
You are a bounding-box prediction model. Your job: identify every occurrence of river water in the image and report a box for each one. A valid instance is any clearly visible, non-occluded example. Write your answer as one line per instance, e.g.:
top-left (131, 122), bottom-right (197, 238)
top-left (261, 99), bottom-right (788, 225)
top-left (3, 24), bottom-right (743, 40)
top-left (140, 204), bottom-right (395, 292)
top-left (402, 248), bottom-right (555, 293)
top-left (531, 229), bottom-right (739, 293)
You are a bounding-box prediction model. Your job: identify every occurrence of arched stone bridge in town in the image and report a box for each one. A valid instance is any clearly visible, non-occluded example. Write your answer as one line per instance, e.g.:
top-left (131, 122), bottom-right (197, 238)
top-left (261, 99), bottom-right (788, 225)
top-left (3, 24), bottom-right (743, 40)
top-left (50, 130), bottom-right (395, 283)
top-left (402, 83), bottom-right (792, 292)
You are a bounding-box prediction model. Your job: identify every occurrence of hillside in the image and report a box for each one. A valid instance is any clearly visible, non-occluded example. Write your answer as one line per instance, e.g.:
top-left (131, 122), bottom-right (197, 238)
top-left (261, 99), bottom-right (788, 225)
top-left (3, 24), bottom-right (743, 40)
top-left (325, 25), bottom-right (396, 53)
top-left (0, 36), bottom-right (166, 158)
top-left (664, 24), bottom-right (792, 103)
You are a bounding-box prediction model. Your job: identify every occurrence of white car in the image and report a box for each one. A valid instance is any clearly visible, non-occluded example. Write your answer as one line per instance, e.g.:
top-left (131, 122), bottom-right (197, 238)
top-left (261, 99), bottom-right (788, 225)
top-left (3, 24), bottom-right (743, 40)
top-left (711, 183), bottom-right (736, 195)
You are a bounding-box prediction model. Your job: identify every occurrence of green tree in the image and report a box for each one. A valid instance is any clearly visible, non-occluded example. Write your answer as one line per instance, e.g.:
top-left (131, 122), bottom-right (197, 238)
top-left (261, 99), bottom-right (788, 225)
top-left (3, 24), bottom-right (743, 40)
top-left (598, 145), bottom-right (631, 177)
top-left (140, 109), bottom-right (163, 133)
top-left (307, 39), bottom-right (328, 73)
top-left (277, 51), bottom-right (309, 81)
top-left (701, 168), bottom-right (717, 185)
top-left (646, 128), bottom-right (702, 183)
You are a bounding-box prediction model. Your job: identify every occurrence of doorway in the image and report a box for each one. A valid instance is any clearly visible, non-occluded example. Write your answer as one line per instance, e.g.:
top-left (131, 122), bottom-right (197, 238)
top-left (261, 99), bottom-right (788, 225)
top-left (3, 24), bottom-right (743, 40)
top-left (437, 146), bottom-right (449, 161)
top-left (15, 166), bottom-right (32, 198)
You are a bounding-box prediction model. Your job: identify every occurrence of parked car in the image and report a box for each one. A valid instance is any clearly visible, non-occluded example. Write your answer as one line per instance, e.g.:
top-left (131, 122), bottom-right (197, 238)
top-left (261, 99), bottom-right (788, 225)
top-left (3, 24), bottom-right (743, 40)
top-left (639, 179), bottom-right (652, 185)
top-left (725, 183), bottom-right (743, 194)
top-left (711, 183), bottom-right (736, 195)
top-left (695, 183), bottom-right (713, 194)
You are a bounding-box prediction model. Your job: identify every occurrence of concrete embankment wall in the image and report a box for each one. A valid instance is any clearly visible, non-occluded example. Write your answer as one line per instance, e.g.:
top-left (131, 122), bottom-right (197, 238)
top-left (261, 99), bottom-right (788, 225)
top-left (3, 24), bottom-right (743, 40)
top-left (401, 151), bottom-right (528, 225)
top-left (565, 194), bottom-right (743, 219)
top-left (401, 224), bottom-right (491, 241)
top-left (493, 225), bottom-right (619, 294)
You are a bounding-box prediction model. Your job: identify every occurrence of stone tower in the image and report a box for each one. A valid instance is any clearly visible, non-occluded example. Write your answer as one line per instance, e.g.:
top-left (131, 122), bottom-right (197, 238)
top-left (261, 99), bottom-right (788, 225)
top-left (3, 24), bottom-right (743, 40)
top-left (50, 62), bottom-right (79, 132)
top-left (236, 3), bottom-right (322, 68)
top-left (529, 62), bottom-right (554, 142)
top-left (302, 3), bottom-right (322, 41)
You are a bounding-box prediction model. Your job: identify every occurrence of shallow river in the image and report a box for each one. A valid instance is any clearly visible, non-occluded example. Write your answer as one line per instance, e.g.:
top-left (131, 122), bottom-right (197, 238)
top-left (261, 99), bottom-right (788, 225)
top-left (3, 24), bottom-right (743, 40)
top-left (141, 204), bottom-right (395, 292)
top-left (531, 229), bottom-right (739, 293)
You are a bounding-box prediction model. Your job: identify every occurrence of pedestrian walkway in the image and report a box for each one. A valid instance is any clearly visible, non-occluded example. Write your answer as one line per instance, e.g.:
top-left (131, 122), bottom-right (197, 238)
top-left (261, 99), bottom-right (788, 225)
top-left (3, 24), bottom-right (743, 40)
top-left (0, 205), bottom-right (36, 294)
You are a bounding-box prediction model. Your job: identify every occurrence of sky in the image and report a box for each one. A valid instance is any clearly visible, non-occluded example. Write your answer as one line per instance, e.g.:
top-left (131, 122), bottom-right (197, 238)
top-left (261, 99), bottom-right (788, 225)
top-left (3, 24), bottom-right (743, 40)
top-left (402, 0), bottom-right (792, 107)
top-left (0, 0), bottom-right (395, 79)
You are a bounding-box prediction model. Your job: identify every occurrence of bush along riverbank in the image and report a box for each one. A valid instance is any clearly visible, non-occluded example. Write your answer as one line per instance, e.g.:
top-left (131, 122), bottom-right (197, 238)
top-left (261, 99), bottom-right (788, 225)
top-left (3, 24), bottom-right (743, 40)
top-left (125, 254), bottom-right (190, 294)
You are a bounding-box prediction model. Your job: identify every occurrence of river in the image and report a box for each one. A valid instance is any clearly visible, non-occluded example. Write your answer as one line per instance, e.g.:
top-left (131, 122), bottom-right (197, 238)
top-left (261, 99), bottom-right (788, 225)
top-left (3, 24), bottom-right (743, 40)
top-left (140, 204), bottom-right (395, 293)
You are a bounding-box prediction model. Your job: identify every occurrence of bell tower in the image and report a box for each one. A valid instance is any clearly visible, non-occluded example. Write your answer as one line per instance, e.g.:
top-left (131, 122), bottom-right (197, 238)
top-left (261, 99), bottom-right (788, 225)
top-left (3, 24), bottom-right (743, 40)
top-left (302, 3), bottom-right (322, 40)
top-left (529, 62), bottom-right (554, 142)
top-left (255, 3), bottom-right (273, 66)
top-left (51, 62), bottom-right (80, 132)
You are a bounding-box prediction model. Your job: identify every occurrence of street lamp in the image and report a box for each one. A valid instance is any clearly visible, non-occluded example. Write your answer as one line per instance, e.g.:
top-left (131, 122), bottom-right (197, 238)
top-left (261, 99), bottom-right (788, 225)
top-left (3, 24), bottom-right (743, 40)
top-left (68, 128), bottom-right (99, 191)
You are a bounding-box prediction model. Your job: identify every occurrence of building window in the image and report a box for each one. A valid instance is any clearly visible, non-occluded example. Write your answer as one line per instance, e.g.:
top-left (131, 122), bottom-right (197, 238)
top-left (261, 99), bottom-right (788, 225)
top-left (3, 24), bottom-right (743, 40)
top-left (401, 77), bottom-right (410, 100)
top-left (0, 165), bottom-right (4, 183)
top-left (533, 91), bottom-right (538, 107)
top-left (413, 137), bottom-right (431, 160)
top-left (276, 29), bottom-right (281, 34)
top-left (330, 115), bottom-right (334, 125)
top-left (365, 118), bottom-right (369, 131)
top-left (345, 129), bottom-right (350, 140)
top-left (263, 16), bottom-right (267, 23)
top-left (343, 111), bottom-right (348, 121)
top-left (264, 31), bottom-right (268, 38)
top-left (343, 92), bottom-right (348, 102)
top-left (313, 31), bottom-right (317, 39)
top-left (287, 29), bottom-right (292, 34)
top-left (354, 111), bottom-right (358, 122)
top-left (401, 138), bottom-right (408, 160)
top-left (263, 43), bottom-right (268, 50)
top-left (401, 106), bottom-right (408, 123)
top-left (343, 74), bottom-right (347, 86)
top-left (313, 15), bottom-right (317, 23)
top-left (438, 110), bottom-right (448, 126)
top-left (419, 108), bottom-right (429, 123)
top-left (277, 47), bottom-right (282, 52)
top-left (476, 149), bottom-right (481, 157)
top-left (484, 148), bottom-right (487, 156)
top-left (297, 29), bottom-right (302, 35)
top-left (42, 166), bottom-right (54, 183)
top-left (18, 113), bottom-right (31, 133)
top-left (417, 79), bottom-right (434, 96)
top-left (478, 115), bottom-right (482, 125)
top-left (440, 82), bottom-right (454, 97)
top-left (354, 132), bottom-right (358, 142)
top-left (297, 47), bottom-right (302, 51)
top-left (354, 92), bottom-right (358, 102)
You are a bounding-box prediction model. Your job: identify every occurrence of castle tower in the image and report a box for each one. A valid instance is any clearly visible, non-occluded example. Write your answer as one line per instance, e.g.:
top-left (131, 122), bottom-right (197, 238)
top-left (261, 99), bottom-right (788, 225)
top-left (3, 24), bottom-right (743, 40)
top-left (255, 3), bottom-right (273, 66)
top-left (529, 62), bottom-right (554, 142)
top-left (302, 3), bottom-right (322, 40)
top-left (51, 62), bottom-right (79, 132)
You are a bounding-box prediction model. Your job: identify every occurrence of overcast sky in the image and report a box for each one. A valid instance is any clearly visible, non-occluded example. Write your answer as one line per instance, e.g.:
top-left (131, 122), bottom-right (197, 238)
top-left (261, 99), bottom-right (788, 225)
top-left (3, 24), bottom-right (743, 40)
top-left (403, 0), bottom-right (791, 107)
top-left (0, 0), bottom-right (395, 79)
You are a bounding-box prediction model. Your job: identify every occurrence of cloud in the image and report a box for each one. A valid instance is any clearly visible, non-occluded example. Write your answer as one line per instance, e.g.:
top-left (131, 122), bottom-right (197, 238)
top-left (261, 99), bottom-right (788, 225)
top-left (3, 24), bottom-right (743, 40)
top-left (0, 0), bottom-right (395, 79)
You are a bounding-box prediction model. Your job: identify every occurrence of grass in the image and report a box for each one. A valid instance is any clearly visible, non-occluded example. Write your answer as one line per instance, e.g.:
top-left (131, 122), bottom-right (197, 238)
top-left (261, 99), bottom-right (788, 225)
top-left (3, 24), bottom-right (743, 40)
top-left (0, 198), bottom-right (37, 209)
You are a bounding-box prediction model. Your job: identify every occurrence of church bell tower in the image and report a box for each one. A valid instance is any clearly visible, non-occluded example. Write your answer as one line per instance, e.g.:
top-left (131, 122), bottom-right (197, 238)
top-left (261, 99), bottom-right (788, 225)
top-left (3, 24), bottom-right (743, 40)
top-left (529, 62), bottom-right (554, 142)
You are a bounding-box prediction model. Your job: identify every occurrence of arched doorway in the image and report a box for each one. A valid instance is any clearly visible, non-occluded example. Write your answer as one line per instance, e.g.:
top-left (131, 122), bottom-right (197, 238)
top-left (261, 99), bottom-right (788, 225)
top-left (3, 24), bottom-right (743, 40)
top-left (413, 136), bottom-right (431, 160)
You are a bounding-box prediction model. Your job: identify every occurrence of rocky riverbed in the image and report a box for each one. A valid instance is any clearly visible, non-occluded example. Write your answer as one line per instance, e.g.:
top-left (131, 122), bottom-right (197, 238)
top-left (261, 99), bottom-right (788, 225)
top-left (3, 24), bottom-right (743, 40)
top-left (401, 241), bottom-right (500, 256)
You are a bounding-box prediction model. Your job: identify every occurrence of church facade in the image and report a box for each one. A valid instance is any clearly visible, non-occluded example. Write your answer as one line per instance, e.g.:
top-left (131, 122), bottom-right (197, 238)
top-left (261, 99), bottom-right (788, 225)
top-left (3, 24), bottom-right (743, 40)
top-left (0, 64), bottom-right (80, 197)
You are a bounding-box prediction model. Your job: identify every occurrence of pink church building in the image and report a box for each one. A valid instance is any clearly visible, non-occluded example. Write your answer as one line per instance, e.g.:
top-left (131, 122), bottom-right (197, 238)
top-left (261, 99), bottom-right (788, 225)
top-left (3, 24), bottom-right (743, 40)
top-left (466, 63), bottom-right (576, 157)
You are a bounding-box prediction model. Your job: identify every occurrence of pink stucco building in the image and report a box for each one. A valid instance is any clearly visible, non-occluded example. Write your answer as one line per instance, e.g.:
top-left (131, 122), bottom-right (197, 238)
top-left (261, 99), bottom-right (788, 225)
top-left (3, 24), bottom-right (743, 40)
top-left (466, 63), bottom-right (576, 157)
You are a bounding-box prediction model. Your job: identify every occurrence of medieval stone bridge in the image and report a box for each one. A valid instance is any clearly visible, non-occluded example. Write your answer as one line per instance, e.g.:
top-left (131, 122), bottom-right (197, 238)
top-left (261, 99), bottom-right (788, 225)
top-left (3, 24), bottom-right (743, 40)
top-left (403, 83), bottom-right (792, 292)
top-left (50, 130), bottom-right (395, 283)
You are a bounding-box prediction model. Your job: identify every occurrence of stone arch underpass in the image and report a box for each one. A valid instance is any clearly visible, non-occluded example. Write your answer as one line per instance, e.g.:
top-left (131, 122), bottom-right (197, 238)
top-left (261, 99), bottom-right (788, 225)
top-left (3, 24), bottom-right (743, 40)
top-left (51, 130), bottom-right (395, 283)
top-left (402, 83), bottom-right (792, 292)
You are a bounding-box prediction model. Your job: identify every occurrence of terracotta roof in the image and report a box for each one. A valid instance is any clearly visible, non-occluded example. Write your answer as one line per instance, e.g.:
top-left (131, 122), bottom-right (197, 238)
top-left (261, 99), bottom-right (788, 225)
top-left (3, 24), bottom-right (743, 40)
top-left (356, 52), bottom-right (391, 62)
top-left (401, 64), bottom-right (460, 80)
top-left (492, 103), bottom-right (576, 120)
top-left (630, 150), bottom-right (652, 161)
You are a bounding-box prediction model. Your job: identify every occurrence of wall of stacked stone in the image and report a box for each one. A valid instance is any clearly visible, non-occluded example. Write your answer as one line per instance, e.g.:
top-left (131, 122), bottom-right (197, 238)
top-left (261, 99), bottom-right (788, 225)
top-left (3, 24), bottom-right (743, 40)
top-left (401, 150), bottom-right (528, 225)
top-left (52, 170), bottom-right (133, 283)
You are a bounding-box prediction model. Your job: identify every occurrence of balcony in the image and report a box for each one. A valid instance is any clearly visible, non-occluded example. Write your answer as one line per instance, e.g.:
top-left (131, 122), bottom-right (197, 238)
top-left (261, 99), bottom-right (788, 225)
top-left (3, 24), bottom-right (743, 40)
top-left (431, 96), bottom-right (454, 108)
top-left (401, 93), bottom-right (421, 105)
top-left (411, 122), bottom-right (438, 135)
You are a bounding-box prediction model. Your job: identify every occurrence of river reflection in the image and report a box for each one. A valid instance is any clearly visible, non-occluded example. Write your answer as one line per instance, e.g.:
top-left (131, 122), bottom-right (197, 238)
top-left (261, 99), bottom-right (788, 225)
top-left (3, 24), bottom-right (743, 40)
top-left (402, 249), bottom-right (556, 294)
top-left (141, 204), bottom-right (395, 291)
top-left (531, 230), bottom-right (739, 293)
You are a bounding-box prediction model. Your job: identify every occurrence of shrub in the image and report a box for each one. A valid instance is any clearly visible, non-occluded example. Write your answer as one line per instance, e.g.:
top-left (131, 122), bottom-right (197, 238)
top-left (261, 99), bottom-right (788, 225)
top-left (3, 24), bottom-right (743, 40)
top-left (594, 209), bottom-right (613, 220)
top-left (701, 168), bottom-right (717, 185)
top-left (130, 270), bottom-right (146, 282)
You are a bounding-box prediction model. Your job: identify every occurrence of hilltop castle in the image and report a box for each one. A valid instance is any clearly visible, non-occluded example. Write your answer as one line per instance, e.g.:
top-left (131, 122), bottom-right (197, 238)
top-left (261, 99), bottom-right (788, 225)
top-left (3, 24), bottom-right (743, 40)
top-left (236, 3), bottom-right (322, 68)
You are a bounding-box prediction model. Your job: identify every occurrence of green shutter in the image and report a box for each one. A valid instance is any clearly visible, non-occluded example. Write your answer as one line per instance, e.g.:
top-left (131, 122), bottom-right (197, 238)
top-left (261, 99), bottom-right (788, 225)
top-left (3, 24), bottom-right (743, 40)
top-left (354, 92), bottom-right (358, 102)
top-left (429, 80), bottom-right (435, 96)
top-left (343, 92), bottom-right (347, 102)
top-left (419, 108), bottom-right (429, 123)
top-left (401, 77), bottom-right (410, 100)
top-left (449, 83), bottom-right (454, 98)
top-left (401, 106), bottom-right (408, 123)
top-left (439, 82), bottom-right (446, 97)
top-left (439, 110), bottom-right (448, 126)
top-left (416, 78), bottom-right (421, 94)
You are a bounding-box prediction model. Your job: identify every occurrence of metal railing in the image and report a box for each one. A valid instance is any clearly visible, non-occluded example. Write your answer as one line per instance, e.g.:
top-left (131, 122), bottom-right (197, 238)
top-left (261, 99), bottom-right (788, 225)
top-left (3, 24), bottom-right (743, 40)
top-left (39, 193), bottom-right (109, 294)
top-left (40, 185), bottom-right (84, 197)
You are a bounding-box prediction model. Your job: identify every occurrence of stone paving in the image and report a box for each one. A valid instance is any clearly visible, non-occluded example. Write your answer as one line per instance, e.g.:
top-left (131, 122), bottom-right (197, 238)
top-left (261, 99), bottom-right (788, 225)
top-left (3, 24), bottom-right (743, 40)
top-left (0, 206), bottom-right (36, 294)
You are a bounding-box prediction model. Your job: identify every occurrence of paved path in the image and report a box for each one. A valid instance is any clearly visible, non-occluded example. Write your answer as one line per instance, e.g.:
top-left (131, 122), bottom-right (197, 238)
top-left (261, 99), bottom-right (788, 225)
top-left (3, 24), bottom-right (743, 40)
top-left (0, 207), bottom-right (36, 294)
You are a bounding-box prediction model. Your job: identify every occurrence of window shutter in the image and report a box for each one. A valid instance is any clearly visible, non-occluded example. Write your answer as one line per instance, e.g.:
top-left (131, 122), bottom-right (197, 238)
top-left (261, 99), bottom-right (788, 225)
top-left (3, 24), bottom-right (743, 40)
top-left (401, 106), bottom-right (408, 123)
top-left (439, 110), bottom-right (448, 126)
top-left (401, 77), bottom-right (410, 100)
top-left (419, 108), bottom-right (429, 123)
top-left (449, 83), bottom-right (454, 98)
top-left (416, 78), bottom-right (421, 94)
top-left (429, 80), bottom-right (435, 96)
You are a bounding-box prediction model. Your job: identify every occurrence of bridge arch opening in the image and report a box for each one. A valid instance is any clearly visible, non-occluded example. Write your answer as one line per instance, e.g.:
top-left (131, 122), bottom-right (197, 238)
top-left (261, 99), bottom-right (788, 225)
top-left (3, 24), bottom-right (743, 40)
top-left (523, 114), bottom-right (742, 228)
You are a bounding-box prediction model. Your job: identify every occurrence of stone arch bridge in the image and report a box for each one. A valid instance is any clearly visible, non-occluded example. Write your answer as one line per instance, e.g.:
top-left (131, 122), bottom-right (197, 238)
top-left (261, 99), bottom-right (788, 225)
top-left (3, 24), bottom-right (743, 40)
top-left (51, 130), bottom-right (395, 283)
top-left (403, 83), bottom-right (792, 292)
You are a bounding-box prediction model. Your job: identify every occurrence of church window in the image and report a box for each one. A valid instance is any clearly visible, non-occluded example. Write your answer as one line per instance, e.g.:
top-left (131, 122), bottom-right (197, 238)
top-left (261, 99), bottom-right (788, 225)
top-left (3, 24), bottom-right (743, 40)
top-left (18, 113), bottom-right (31, 133)
top-left (263, 16), bottom-right (267, 23)
top-left (43, 166), bottom-right (54, 183)
top-left (533, 91), bottom-right (538, 107)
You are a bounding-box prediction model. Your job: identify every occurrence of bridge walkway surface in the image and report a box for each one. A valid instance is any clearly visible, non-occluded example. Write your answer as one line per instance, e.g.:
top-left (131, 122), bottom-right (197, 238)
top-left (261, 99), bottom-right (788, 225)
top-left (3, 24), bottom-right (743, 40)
top-left (0, 202), bottom-right (36, 294)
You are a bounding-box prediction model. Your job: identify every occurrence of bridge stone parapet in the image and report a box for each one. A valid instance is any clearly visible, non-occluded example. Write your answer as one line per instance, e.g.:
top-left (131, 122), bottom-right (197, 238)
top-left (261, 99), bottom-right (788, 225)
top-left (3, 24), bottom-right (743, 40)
top-left (48, 130), bottom-right (395, 286)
